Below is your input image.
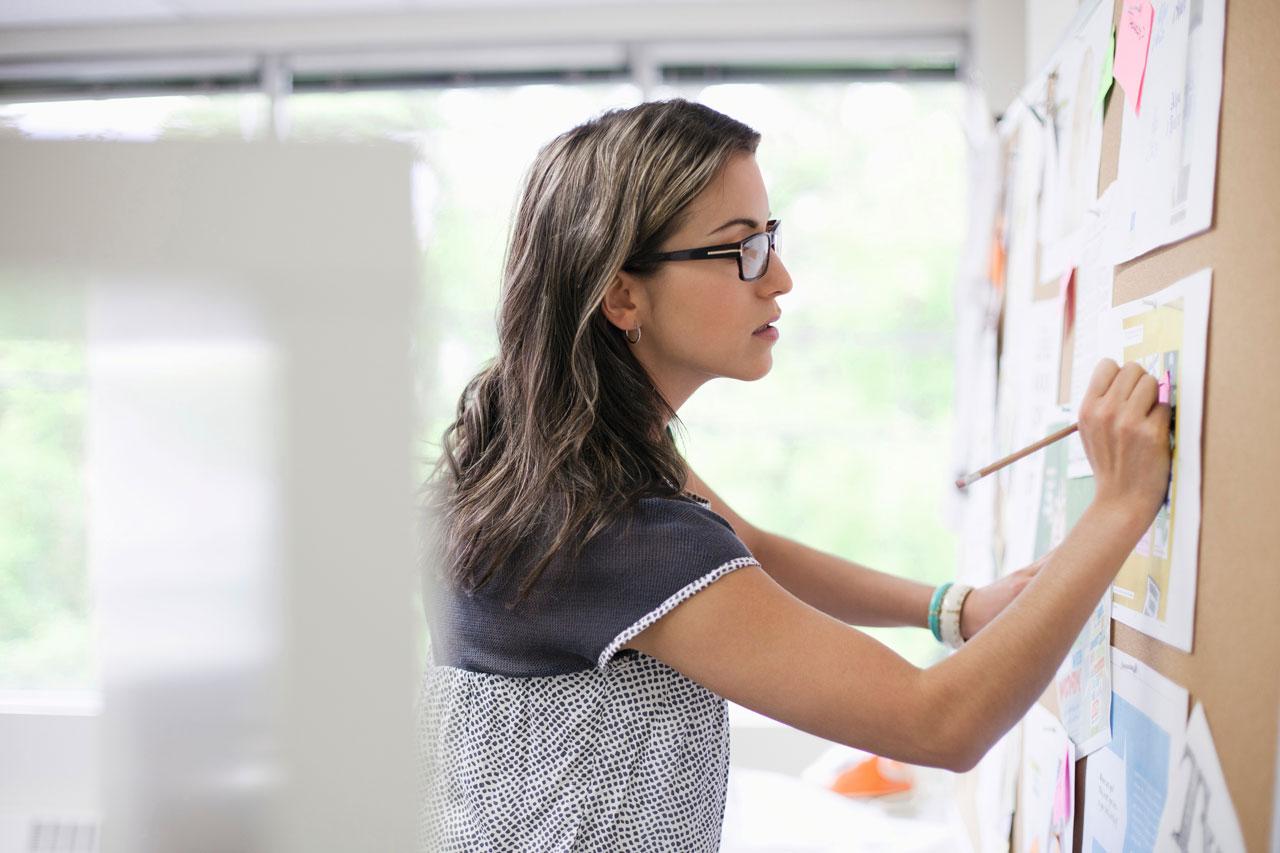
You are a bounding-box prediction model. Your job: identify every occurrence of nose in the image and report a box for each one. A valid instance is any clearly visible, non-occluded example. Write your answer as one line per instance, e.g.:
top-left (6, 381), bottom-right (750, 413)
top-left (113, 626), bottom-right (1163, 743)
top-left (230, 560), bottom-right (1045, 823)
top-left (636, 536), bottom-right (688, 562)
top-left (760, 249), bottom-right (793, 296)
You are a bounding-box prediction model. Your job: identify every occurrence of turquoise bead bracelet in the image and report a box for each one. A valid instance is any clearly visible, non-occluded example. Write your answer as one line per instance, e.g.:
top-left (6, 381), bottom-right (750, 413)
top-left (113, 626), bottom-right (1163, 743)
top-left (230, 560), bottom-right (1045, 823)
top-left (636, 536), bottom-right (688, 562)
top-left (928, 581), bottom-right (953, 642)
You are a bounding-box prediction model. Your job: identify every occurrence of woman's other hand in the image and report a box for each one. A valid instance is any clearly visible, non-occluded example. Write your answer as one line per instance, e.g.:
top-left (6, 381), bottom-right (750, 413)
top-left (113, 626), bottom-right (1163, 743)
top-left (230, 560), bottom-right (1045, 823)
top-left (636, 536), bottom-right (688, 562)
top-left (959, 559), bottom-right (1043, 640)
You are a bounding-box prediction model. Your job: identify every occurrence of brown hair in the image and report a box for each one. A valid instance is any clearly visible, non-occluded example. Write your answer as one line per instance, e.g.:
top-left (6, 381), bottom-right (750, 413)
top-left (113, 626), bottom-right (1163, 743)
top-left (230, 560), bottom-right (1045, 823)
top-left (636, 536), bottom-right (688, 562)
top-left (421, 98), bottom-right (760, 604)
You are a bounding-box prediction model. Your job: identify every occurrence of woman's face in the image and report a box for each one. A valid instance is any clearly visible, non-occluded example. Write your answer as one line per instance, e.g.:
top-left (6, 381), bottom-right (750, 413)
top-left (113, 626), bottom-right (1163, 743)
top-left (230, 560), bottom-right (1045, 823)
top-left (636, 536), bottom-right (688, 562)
top-left (607, 151), bottom-right (792, 411)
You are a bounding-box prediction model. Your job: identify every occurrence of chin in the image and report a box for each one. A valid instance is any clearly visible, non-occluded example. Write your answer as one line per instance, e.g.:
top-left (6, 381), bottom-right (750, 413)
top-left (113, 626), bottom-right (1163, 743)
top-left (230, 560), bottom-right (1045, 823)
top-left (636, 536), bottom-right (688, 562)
top-left (730, 356), bottom-right (773, 382)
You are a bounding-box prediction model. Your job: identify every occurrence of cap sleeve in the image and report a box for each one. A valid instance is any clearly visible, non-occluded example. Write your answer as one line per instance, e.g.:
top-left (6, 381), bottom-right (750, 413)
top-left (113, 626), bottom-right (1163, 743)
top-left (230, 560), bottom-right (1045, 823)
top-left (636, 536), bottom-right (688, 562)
top-left (553, 495), bottom-right (760, 670)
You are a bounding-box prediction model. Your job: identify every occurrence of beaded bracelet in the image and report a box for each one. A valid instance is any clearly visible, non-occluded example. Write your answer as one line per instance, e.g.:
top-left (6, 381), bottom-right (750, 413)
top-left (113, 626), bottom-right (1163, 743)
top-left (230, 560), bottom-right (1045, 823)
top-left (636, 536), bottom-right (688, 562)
top-left (928, 582), bottom-right (952, 643)
top-left (939, 583), bottom-right (975, 650)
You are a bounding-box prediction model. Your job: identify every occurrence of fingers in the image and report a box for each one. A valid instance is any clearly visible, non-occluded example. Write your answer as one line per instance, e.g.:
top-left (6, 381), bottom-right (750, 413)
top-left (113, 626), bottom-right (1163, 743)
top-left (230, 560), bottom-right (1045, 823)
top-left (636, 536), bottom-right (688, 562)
top-left (1128, 371), bottom-right (1159, 415)
top-left (1149, 398), bottom-right (1173, 442)
top-left (1107, 361), bottom-right (1149, 403)
top-left (1082, 359), bottom-right (1148, 429)
top-left (1085, 359), bottom-right (1120, 400)
top-left (1078, 355), bottom-right (1174, 516)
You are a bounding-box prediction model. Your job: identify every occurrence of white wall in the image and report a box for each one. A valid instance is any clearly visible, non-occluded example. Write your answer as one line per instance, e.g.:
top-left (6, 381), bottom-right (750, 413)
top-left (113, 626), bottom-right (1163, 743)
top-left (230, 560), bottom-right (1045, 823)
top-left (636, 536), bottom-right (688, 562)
top-left (1025, 0), bottom-right (1088, 80)
top-left (969, 0), bottom-right (1026, 115)
top-left (968, 0), bottom-right (1093, 116)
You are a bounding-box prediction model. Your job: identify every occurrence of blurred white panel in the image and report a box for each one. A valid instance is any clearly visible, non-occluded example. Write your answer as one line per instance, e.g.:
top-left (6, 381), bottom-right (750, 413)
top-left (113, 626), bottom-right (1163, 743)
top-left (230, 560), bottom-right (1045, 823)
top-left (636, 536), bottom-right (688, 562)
top-left (0, 0), bottom-right (969, 61)
top-left (0, 138), bottom-right (422, 853)
top-left (290, 43), bottom-right (626, 76)
top-left (643, 35), bottom-right (963, 68)
top-left (0, 56), bottom-right (259, 84)
top-left (164, 0), bottom-right (414, 17)
top-left (0, 0), bottom-right (175, 28)
top-left (84, 282), bottom-right (282, 852)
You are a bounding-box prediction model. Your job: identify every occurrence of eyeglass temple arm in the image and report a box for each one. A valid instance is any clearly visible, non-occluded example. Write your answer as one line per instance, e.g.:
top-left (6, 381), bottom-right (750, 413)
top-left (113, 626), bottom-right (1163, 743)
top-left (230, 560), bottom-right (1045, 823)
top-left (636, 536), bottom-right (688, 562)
top-left (636, 246), bottom-right (740, 262)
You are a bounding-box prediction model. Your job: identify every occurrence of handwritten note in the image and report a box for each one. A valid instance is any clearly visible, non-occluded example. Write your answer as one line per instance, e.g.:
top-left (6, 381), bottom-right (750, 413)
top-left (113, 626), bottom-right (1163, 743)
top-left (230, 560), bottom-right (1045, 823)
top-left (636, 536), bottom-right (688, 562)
top-left (1085, 747), bottom-right (1128, 850)
top-left (1115, 1), bottom-right (1155, 114)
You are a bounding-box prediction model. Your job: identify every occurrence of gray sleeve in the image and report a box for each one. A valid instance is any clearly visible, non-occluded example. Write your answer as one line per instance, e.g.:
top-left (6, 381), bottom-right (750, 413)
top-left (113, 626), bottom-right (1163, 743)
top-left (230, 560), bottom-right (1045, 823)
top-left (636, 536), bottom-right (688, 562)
top-left (553, 497), bottom-right (761, 670)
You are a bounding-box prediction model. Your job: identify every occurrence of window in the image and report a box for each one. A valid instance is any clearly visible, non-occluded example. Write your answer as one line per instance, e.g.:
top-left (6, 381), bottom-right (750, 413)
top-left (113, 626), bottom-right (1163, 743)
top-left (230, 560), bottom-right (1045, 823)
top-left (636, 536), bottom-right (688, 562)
top-left (0, 78), bottom-right (964, 694)
top-left (665, 80), bottom-right (965, 667)
top-left (290, 79), bottom-right (966, 667)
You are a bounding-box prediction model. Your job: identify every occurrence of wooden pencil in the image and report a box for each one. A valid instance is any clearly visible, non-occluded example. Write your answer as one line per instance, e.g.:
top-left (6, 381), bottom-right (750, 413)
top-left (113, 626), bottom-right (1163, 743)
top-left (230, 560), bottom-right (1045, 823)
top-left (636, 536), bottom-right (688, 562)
top-left (954, 422), bottom-right (1080, 490)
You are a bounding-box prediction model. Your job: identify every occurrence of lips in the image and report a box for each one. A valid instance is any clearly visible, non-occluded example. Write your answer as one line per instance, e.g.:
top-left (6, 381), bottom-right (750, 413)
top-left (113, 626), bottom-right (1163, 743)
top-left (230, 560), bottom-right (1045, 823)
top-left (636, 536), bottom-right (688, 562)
top-left (753, 313), bottom-right (781, 334)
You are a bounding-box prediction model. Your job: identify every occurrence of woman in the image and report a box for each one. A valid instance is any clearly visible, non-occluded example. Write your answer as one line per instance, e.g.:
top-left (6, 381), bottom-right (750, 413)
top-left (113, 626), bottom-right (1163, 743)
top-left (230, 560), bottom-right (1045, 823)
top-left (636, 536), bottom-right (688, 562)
top-left (416, 98), bottom-right (1170, 851)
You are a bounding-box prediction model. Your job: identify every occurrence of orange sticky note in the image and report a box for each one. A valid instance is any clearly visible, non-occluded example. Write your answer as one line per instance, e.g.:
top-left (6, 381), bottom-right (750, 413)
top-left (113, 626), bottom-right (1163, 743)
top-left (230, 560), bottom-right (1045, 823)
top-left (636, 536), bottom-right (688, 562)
top-left (1115, 1), bottom-right (1155, 114)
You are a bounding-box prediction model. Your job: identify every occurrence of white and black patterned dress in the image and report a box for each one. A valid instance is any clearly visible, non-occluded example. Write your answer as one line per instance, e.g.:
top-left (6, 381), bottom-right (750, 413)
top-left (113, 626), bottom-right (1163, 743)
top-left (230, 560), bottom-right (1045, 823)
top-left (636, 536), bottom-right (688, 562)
top-left (416, 492), bottom-right (760, 852)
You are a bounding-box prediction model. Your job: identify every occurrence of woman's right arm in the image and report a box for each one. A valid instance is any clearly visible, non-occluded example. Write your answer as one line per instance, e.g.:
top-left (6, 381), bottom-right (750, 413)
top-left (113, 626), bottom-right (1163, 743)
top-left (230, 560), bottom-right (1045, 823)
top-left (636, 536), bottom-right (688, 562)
top-left (624, 359), bottom-right (1170, 772)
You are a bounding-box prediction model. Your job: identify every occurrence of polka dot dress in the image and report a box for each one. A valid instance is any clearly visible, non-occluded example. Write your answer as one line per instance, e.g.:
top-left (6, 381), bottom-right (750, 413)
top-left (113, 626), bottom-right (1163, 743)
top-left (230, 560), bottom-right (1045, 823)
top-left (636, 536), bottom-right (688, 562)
top-left (416, 493), bottom-right (759, 851)
top-left (417, 651), bottom-right (733, 851)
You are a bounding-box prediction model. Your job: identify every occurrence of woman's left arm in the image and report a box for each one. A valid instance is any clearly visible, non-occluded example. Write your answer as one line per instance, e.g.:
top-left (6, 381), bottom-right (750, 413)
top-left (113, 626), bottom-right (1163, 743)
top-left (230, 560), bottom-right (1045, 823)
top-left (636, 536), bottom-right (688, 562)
top-left (686, 466), bottom-right (1040, 639)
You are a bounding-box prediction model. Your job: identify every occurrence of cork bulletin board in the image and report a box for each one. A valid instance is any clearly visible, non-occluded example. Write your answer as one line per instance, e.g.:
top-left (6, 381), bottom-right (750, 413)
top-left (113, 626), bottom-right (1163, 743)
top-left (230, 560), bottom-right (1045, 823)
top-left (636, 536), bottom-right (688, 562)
top-left (993, 0), bottom-right (1280, 849)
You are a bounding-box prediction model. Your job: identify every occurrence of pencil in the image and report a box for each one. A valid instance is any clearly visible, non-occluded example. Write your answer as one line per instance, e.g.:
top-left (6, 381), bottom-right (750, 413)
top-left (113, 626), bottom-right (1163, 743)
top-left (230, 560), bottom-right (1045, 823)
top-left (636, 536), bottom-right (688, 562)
top-left (954, 422), bottom-right (1079, 490)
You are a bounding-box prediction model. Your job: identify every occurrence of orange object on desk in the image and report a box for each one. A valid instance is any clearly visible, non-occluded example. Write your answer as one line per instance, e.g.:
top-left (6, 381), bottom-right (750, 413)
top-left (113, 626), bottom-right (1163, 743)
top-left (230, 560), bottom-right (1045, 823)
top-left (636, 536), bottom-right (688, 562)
top-left (829, 755), bottom-right (914, 798)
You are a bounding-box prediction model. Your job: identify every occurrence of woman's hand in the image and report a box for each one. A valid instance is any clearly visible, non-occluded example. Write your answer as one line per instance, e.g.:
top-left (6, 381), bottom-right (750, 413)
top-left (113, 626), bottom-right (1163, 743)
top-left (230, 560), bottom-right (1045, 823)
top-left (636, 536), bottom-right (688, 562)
top-left (1078, 358), bottom-right (1173, 526)
top-left (959, 559), bottom-right (1044, 640)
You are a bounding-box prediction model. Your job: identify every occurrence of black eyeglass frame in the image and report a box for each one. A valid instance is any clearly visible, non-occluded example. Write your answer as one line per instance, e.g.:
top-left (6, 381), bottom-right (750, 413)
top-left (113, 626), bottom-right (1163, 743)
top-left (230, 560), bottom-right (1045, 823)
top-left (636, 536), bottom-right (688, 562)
top-left (626, 219), bottom-right (780, 282)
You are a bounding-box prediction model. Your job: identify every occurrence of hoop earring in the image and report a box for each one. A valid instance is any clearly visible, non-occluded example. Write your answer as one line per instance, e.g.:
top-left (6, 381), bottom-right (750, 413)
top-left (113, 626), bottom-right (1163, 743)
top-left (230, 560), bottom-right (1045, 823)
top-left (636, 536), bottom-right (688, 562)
top-left (625, 325), bottom-right (642, 345)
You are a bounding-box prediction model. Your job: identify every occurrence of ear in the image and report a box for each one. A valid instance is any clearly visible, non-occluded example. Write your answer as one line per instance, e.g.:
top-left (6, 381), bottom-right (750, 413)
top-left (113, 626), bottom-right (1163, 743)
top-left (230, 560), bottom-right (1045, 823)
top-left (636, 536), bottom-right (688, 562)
top-left (599, 271), bottom-right (649, 333)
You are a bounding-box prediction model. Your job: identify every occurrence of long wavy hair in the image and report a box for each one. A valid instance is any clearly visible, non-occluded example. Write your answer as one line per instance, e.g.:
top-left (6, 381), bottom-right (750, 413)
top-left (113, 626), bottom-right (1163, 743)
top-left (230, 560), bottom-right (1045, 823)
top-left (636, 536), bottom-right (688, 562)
top-left (421, 98), bottom-right (761, 605)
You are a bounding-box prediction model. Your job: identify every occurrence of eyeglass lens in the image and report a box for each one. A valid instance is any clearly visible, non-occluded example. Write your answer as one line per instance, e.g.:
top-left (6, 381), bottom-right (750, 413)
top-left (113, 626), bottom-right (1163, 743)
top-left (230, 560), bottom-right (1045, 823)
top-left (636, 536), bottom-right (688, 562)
top-left (740, 227), bottom-right (777, 281)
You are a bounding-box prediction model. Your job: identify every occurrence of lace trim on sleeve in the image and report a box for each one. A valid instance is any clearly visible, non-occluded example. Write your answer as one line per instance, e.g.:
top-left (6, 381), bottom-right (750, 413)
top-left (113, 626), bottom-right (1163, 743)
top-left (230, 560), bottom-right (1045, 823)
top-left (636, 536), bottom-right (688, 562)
top-left (596, 555), bottom-right (760, 669)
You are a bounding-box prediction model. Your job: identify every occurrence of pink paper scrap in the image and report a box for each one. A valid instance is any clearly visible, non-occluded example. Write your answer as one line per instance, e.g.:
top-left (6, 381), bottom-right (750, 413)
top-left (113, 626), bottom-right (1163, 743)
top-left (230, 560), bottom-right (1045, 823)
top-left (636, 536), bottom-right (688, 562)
top-left (1115, 1), bottom-right (1155, 114)
top-left (1051, 747), bottom-right (1072, 827)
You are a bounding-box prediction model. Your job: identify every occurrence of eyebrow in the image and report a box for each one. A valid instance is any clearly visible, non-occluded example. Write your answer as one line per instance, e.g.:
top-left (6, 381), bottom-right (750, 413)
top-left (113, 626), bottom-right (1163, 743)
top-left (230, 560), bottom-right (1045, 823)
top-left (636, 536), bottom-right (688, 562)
top-left (708, 216), bottom-right (769, 237)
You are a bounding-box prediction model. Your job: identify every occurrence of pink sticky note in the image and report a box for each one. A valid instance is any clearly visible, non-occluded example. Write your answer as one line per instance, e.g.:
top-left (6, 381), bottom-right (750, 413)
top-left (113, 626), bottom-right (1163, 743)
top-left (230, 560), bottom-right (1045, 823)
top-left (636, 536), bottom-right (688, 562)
top-left (1115, 1), bottom-right (1155, 114)
top-left (1051, 748), bottom-right (1072, 827)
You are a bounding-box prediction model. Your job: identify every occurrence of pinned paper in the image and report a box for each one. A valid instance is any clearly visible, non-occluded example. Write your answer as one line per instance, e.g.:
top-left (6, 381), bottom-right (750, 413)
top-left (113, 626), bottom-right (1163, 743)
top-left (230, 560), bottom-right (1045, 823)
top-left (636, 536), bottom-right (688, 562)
top-left (1115, 1), bottom-right (1155, 114)
top-left (1155, 703), bottom-right (1247, 852)
top-left (1097, 29), bottom-right (1116, 110)
top-left (1082, 650), bottom-right (1189, 852)
top-left (1020, 705), bottom-right (1075, 853)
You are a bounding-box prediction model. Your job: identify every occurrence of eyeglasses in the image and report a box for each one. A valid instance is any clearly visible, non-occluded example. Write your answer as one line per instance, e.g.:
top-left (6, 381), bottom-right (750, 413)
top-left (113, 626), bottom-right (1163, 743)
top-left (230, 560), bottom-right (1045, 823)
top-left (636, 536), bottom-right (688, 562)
top-left (626, 219), bottom-right (780, 282)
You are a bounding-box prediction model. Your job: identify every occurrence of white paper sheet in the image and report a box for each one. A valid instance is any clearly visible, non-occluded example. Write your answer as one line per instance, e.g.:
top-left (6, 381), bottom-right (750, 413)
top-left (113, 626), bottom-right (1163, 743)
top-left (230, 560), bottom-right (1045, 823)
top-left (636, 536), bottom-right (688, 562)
top-left (996, 119), bottom-right (1062, 573)
top-left (1085, 746), bottom-right (1129, 851)
top-left (952, 92), bottom-right (1002, 589)
top-left (1055, 592), bottom-right (1113, 758)
top-left (1108, 0), bottom-right (1226, 264)
top-left (971, 724), bottom-right (1021, 853)
top-left (1038, 0), bottom-right (1113, 282)
top-left (1102, 269), bottom-right (1212, 652)
top-left (954, 321), bottom-right (1000, 588)
top-left (994, 112), bottom-right (1056, 577)
top-left (1018, 703), bottom-right (1075, 853)
top-left (1082, 649), bottom-right (1189, 852)
top-left (1065, 183), bottom-right (1119, 480)
top-left (1031, 420), bottom-right (1113, 759)
top-left (998, 295), bottom-right (1062, 575)
top-left (1154, 702), bottom-right (1246, 852)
